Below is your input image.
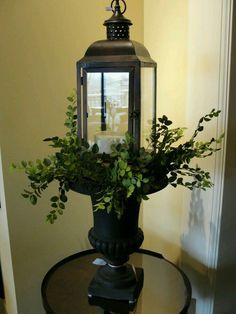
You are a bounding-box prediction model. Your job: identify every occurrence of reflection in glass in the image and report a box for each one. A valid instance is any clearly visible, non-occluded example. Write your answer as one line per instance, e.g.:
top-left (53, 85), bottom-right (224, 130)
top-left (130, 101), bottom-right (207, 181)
top-left (87, 72), bottom-right (129, 153)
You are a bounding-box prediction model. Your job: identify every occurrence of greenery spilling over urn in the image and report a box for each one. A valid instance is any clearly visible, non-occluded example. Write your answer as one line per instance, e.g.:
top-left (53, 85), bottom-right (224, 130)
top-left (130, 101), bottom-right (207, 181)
top-left (11, 92), bottom-right (223, 223)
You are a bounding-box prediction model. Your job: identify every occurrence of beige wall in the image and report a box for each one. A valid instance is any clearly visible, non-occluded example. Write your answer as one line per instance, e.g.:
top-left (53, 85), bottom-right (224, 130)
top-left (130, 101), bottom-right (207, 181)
top-left (0, 1), bottom-right (143, 313)
top-left (144, 1), bottom-right (230, 313)
top-left (143, 0), bottom-right (188, 261)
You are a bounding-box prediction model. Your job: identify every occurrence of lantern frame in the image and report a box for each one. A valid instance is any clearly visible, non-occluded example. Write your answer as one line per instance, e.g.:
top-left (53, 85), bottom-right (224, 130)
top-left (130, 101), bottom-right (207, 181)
top-left (77, 3), bottom-right (157, 151)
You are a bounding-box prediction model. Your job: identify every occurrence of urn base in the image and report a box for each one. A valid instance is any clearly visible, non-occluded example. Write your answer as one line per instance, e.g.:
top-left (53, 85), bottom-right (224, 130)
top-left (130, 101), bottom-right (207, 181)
top-left (88, 263), bottom-right (144, 303)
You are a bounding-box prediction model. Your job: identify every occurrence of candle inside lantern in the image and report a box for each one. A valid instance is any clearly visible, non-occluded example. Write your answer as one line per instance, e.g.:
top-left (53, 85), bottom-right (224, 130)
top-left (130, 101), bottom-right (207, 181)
top-left (95, 133), bottom-right (125, 154)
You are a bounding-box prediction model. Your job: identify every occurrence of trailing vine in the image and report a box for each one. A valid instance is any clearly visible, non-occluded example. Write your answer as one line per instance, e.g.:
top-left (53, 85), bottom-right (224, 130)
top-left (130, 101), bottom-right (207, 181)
top-left (11, 91), bottom-right (223, 223)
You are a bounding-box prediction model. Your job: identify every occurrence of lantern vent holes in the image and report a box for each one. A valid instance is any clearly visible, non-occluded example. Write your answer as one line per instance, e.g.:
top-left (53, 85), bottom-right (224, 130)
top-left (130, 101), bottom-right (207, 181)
top-left (107, 23), bottom-right (129, 40)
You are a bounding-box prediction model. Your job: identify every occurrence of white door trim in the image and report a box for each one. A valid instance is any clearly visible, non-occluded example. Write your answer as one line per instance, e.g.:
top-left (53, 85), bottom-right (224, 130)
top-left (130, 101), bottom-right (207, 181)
top-left (205, 0), bottom-right (233, 313)
top-left (0, 150), bottom-right (18, 314)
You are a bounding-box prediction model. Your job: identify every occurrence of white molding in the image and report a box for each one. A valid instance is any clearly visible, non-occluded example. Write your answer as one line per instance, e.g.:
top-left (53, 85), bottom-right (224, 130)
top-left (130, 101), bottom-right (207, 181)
top-left (205, 0), bottom-right (233, 313)
top-left (0, 150), bottom-right (18, 314)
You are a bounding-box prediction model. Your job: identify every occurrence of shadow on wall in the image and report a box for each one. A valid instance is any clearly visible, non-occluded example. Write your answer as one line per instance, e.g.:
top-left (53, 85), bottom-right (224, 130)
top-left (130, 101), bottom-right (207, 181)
top-left (142, 228), bottom-right (180, 263)
top-left (180, 188), bottom-right (216, 308)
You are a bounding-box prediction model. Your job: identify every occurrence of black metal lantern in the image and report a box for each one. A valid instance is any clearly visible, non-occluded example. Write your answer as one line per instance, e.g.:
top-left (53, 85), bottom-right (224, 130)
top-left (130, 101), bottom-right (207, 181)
top-left (77, 0), bottom-right (157, 153)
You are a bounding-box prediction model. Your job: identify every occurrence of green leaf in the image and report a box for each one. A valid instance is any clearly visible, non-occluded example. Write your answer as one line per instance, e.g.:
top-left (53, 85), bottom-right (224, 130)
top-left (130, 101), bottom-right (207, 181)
top-left (67, 96), bottom-right (74, 102)
top-left (30, 183), bottom-right (37, 189)
top-left (98, 204), bottom-right (105, 210)
top-left (21, 193), bottom-right (29, 198)
top-left (198, 126), bottom-right (204, 132)
top-left (10, 163), bottom-right (17, 170)
top-left (195, 174), bottom-right (202, 181)
top-left (119, 160), bottom-right (126, 169)
top-left (24, 189), bottom-right (32, 194)
top-left (44, 136), bottom-right (58, 142)
top-left (137, 174), bottom-right (143, 180)
top-left (92, 144), bottom-right (99, 154)
top-left (46, 215), bottom-right (54, 224)
top-left (21, 161), bottom-right (27, 168)
top-left (59, 203), bottom-right (65, 209)
top-left (127, 171), bottom-right (132, 178)
top-left (30, 195), bottom-right (37, 205)
top-left (60, 194), bottom-right (68, 202)
top-left (104, 197), bottom-right (111, 203)
top-left (177, 178), bottom-right (183, 184)
top-left (64, 182), bottom-right (70, 192)
top-left (51, 203), bottom-right (58, 208)
top-left (122, 178), bottom-right (131, 187)
top-left (129, 185), bottom-right (135, 192)
top-left (127, 185), bottom-right (135, 197)
top-left (50, 196), bottom-right (59, 202)
top-left (165, 120), bottom-right (172, 126)
top-left (120, 169), bottom-right (125, 177)
top-left (43, 158), bottom-right (51, 166)
top-left (107, 204), bottom-right (112, 213)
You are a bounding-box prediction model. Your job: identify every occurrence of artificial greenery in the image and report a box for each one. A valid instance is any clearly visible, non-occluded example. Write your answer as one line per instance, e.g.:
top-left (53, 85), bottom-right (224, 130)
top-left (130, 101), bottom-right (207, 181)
top-left (11, 91), bottom-right (223, 223)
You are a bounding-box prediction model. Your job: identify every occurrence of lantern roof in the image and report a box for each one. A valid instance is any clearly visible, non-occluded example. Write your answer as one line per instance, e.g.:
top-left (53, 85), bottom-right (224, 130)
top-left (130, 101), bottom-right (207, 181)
top-left (77, 0), bottom-right (156, 67)
top-left (78, 39), bottom-right (155, 66)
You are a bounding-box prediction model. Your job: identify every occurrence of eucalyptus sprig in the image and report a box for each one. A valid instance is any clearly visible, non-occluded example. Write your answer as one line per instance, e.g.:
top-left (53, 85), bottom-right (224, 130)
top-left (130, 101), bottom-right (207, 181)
top-left (11, 91), bottom-right (223, 223)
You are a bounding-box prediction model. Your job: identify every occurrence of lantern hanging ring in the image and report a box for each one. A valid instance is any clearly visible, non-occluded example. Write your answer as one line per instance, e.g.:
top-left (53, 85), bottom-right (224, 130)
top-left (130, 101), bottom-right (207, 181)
top-left (111, 0), bottom-right (127, 14)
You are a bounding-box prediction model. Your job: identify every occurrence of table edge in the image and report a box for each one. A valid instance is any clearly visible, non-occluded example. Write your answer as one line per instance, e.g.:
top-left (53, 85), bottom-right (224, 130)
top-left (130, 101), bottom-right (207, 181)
top-left (41, 248), bottom-right (192, 314)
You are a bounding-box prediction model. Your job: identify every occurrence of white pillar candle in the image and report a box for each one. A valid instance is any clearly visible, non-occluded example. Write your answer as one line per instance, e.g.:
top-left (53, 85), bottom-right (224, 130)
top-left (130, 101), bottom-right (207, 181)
top-left (95, 133), bottom-right (125, 154)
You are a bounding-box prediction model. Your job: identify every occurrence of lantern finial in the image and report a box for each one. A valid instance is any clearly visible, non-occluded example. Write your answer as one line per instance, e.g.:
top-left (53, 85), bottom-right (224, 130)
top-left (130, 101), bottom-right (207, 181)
top-left (104, 0), bottom-right (132, 40)
top-left (113, 0), bottom-right (126, 15)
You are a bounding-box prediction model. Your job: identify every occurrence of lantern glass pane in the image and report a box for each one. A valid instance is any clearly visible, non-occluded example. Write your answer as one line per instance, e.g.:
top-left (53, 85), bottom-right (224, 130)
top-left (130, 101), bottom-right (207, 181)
top-left (141, 67), bottom-right (155, 148)
top-left (87, 72), bottom-right (129, 153)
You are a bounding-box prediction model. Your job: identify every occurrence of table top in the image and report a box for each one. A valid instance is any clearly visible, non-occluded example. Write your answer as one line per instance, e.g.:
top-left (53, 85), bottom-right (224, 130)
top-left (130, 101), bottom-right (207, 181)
top-left (41, 249), bottom-right (191, 314)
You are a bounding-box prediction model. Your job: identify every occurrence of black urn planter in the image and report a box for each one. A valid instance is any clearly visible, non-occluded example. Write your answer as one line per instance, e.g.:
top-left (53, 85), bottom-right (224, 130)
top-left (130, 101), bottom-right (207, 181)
top-left (70, 179), bottom-right (169, 303)
top-left (88, 195), bottom-right (144, 302)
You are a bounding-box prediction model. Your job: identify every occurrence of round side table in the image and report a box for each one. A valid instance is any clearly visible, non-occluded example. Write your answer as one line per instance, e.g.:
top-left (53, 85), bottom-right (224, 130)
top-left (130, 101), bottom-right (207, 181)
top-left (41, 249), bottom-right (191, 314)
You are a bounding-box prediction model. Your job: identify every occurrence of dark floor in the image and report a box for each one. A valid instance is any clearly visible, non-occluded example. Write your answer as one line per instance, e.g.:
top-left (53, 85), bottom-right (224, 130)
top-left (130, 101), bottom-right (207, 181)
top-left (0, 299), bottom-right (5, 314)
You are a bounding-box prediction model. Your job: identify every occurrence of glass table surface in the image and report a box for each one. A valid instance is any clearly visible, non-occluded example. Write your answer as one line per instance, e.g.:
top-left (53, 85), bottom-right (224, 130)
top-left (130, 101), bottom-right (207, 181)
top-left (41, 249), bottom-right (191, 314)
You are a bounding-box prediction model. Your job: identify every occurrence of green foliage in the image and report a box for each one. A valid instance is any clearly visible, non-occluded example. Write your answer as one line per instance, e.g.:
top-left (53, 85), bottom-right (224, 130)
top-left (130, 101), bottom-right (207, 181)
top-left (11, 90), bottom-right (223, 223)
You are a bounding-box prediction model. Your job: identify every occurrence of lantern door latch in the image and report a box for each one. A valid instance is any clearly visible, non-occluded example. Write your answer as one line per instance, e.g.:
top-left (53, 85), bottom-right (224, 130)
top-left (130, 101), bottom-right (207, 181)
top-left (80, 76), bottom-right (84, 85)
